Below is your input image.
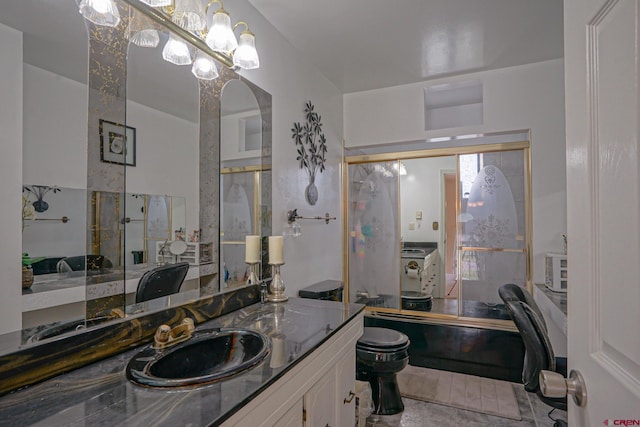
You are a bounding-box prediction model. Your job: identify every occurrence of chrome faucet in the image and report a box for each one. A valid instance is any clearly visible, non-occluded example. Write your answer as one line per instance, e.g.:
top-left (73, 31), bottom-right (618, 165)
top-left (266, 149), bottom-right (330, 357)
top-left (153, 318), bottom-right (195, 349)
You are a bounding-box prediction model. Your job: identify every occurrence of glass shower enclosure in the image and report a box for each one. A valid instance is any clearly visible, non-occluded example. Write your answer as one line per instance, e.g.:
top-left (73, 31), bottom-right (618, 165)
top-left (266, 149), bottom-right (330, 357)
top-left (345, 142), bottom-right (531, 324)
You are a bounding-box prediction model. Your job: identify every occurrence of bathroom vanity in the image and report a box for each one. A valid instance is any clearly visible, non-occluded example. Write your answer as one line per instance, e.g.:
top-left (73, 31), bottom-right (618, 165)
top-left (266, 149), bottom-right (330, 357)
top-left (0, 298), bottom-right (364, 427)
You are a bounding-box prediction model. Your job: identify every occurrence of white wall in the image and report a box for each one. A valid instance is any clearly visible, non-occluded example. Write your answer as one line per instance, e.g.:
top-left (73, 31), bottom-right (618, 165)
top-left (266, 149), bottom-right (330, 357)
top-left (0, 23), bottom-right (23, 334)
top-left (400, 156), bottom-right (456, 244)
top-left (229, 1), bottom-right (344, 297)
top-left (124, 101), bottom-right (199, 232)
top-left (344, 59), bottom-right (567, 284)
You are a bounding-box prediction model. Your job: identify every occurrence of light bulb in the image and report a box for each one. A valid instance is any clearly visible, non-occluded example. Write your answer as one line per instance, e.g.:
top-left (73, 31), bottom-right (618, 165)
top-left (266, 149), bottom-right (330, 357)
top-left (78, 0), bottom-right (121, 27)
top-left (205, 10), bottom-right (238, 53)
top-left (191, 52), bottom-right (219, 80)
top-left (233, 31), bottom-right (259, 70)
top-left (162, 34), bottom-right (193, 65)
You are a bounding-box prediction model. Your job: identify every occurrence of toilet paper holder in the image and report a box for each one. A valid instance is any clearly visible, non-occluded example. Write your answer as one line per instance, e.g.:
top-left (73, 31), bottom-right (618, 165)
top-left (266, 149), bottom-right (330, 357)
top-left (404, 260), bottom-right (421, 276)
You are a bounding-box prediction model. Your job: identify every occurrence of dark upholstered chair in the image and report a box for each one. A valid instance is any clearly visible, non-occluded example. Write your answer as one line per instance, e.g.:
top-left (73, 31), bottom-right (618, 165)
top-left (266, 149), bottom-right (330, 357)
top-left (32, 257), bottom-right (64, 275)
top-left (56, 255), bottom-right (113, 273)
top-left (135, 262), bottom-right (190, 303)
top-left (499, 284), bottom-right (568, 425)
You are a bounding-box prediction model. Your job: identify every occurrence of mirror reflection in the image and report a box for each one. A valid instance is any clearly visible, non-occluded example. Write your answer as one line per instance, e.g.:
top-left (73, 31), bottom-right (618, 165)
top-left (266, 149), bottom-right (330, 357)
top-left (1, 1), bottom-right (272, 359)
top-left (124, 25), bottom-right (204, 311)
top-left (22, 185), bottom-right (188, 328)
top-left (220, 79), bottom-right (264, 290)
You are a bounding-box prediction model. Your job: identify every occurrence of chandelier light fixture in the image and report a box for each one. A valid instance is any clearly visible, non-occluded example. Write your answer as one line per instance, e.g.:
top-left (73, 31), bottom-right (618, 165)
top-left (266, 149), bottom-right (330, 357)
top-left (77, 0), bottom-right (260, 79)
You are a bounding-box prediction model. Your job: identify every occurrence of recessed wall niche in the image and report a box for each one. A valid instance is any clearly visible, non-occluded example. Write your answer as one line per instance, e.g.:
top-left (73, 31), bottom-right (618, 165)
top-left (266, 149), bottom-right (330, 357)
top-left (424, 80), bottom-right (483, 131)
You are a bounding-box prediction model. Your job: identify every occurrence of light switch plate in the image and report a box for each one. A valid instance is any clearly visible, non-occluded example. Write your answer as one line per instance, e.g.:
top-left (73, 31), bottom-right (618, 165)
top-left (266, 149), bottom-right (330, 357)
top-left (416, 211), bottom-right (422, 220)
top-left (409, 222), bottom-right (416, 230)
top-left (432, 221), bottom-right (439, 230)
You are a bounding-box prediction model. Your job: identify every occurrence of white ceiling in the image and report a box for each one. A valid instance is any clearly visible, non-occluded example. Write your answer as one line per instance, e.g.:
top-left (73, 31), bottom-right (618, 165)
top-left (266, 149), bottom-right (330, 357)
top-left (0, 0), bottom-right (564, 119)
top-left (248, 0), bottom-right (564, 93)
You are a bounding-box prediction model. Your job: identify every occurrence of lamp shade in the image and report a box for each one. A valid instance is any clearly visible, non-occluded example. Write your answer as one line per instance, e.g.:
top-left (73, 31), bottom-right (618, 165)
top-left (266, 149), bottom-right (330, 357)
top-left (78, 0), bottom-right (121, 27)
top-left (233, 32), bottom-right (259, 70)
top-left (128, 12), bottom-right (159, 48)
top-left (205, 10), bottom-right (238, 53)
top-left (162, 34), bottom-right (193, 65)
top-left (172, 0), bottom-right (207, 31)
top-left (191, 52), bottom-right (219, 80)
top-left (139, 0), bottom-right (172, 6)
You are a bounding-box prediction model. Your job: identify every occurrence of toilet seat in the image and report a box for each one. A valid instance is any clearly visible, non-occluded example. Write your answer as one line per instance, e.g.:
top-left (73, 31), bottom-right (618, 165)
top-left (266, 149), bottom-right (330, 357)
top-left (356, 327), bottom-right (410, 353)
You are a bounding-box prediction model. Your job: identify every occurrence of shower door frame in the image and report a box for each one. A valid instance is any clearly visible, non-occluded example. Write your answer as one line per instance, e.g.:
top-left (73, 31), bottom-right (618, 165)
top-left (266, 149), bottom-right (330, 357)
top-left (220, 165), bottom-right (265, 290)
top-left (343, 140), bottom-right (532, 330)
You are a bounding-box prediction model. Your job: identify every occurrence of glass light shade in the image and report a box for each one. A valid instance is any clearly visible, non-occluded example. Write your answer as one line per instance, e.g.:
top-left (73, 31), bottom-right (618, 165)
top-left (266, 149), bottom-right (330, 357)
top-left (162, 35), bottom-right (193, 65)
top-left (130, 29), bottom-right (160, 48)
top-left (233, 32), bottom-right (259, 70)
top-left (139, 0), bottom-right (172, 6)
top-left (205, 11), bottom-right (238, 53)
top-left (172, 0), bottom-right (207, 31)
top-left (128, 12), bottom-right (159, 47)
top-left (283, 221), bottom-right (302, 238)
top-left (78, 0), bottom-right (121, 27)
top-left (191, 52), bottom-right (219, 80)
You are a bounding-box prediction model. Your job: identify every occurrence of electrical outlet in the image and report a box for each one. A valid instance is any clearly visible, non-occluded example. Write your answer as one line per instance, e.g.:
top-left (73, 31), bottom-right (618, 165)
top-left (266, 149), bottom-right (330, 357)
top-left (416, 211), bottom-right (422, 220)
top-left (409, 222), bottom-right (416, 230)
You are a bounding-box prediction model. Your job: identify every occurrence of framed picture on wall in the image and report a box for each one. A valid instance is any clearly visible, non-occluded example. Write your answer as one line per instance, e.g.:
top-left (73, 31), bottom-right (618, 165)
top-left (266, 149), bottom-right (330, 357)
top-left (99, 119), bottom-right (136, 166)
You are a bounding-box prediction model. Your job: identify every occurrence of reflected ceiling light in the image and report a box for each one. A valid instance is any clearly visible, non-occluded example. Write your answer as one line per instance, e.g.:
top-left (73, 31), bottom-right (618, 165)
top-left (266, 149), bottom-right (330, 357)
top-left (392, 161), bottom-right (407, 176)
top-left (205, 1), bottom-right (238, 54)
top-left (192, 51), bottom-right (219, 80)
top-left (172, 0), bottom-right (207, 32)
top-left (140, 0), bottom-right (173, 7)
top-left (162, 34), bottom-right (193, 65)
top-left (128, 12), bottom-right (159, 48)
top-left (139, 0), bottom-right (171, 6)
top-left (77, 0), bottom-right (121, 27)
top-left (428, 136), bottom-right (452, 142)
top-left (232, 22), bottom-right (259, 70)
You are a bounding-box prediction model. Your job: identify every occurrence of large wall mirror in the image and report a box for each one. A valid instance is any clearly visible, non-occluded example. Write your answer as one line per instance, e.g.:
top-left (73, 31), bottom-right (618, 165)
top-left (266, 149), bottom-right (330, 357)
top-left (0, 0), bottom-right (272, 356)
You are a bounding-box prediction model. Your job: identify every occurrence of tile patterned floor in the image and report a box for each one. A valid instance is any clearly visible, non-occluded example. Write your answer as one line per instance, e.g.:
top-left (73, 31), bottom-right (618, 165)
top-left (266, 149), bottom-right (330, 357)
top-left (364, 383), bottom-right (568, 427)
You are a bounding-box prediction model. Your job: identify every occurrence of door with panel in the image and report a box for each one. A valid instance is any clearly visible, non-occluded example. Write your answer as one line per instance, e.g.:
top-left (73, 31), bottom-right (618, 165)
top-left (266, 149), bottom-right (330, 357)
top-left (563, 0), bottom-right (640, 423)
top-left (304, 368), bottom-right (336, 427)
top-left (336, 347), bottom-right (357, 424)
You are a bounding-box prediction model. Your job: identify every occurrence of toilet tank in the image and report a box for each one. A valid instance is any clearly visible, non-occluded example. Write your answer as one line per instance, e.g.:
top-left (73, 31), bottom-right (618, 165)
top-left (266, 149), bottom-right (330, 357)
top-left (298, 280), bottom-right (344, 301)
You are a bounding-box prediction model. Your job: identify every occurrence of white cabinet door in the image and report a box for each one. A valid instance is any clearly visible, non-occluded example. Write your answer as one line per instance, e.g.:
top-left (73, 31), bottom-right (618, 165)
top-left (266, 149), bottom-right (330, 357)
top-left (335, 347), bottom-right (357, 425)
top-left (304, 369), bottom-right (336, 427)
top-left (565, 0), bottom-right (640, 423)
top-left (277, 398), bottom-right (303, 427)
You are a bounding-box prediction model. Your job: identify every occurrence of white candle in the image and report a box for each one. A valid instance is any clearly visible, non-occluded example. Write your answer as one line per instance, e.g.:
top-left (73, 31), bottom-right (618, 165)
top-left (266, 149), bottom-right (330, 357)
top-left (245, 235), bottom-right (261, 263)
top-left (268, 235), bottom-right (284, 264)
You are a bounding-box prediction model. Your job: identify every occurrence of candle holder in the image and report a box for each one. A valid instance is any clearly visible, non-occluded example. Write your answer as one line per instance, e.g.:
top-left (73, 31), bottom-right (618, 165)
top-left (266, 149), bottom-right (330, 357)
top-left (245, 261), bottom-right (260, 286)
top-left (268, 262), bottom-right (288, 302)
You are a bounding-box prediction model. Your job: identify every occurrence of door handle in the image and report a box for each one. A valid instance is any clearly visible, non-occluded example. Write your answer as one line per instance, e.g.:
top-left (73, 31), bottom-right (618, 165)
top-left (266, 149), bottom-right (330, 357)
top-left (539, 369), bottom-right (587, 407)
top-left (343, 390), bottom-right (356, 404)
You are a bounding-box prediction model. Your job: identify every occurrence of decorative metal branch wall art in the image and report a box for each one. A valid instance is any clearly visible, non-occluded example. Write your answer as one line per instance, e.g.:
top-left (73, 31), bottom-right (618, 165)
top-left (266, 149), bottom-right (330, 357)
top-left (291, 101), bottom-right (327, 205)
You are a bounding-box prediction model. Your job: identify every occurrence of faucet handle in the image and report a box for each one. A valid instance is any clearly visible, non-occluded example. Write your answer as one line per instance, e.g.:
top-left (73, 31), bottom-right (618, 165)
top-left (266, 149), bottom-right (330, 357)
top-left (154, 324), bottom-right (172, 347)
top-left (153, 318), bottom-right (195, 349)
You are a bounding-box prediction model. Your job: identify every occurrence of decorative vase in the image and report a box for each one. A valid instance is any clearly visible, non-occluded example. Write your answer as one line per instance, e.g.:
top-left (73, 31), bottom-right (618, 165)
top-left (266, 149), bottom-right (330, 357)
top-left (22, 266), bottom-right (34, 289)
top-left (305, 176), bottom-right (318, 206)
top-left (32, 199), bottom-right (49, 213)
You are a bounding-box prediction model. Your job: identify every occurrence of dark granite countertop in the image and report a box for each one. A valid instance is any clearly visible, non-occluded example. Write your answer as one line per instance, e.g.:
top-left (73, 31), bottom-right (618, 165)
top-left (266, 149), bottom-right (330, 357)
top-left (534, 283), bottom-right (567, 315)
top-left (0, 298), bottom-right (364, 426)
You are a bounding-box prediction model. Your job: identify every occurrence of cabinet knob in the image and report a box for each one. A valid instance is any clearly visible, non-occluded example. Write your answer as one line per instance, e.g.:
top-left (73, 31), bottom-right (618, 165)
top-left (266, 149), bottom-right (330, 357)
top-left (343, 390), bottom-right (356, 404)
